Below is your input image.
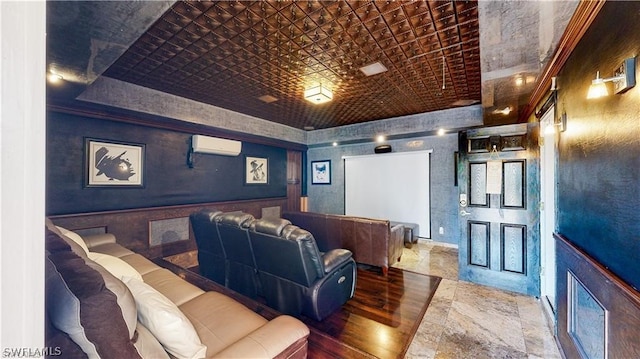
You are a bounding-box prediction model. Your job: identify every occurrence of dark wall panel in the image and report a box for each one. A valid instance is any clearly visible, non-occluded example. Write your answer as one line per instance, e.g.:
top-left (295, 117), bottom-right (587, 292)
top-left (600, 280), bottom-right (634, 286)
top-left (556, 234), bottom-right (640, 359)
top-left (47, 111), bottom-right (287, 215)
top-left (555, 2), bottom-right (640, 291)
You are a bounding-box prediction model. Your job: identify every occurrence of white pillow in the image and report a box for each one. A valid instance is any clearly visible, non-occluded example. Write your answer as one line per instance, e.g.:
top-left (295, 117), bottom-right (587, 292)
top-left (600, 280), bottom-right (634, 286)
top-left (134, 322), bottom-right (170, 359)
top-left (55, 226), bottom-right (90, 255)
top-left (88, 252), bottom-right (143, 282)
top-left (124, 278), bottom-right (207, 359)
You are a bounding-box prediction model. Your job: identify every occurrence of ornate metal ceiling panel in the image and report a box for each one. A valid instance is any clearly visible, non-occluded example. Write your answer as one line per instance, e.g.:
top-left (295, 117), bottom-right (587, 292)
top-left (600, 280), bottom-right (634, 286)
top-left (104, 0), bottom-right (480, 130)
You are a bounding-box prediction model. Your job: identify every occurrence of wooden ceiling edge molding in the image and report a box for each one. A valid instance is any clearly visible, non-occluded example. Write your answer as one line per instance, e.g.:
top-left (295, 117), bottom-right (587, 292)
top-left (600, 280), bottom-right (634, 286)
top-left (520, 0), bottom-right (606, 122)
top-left (46, 103), bottom-right (307, 151)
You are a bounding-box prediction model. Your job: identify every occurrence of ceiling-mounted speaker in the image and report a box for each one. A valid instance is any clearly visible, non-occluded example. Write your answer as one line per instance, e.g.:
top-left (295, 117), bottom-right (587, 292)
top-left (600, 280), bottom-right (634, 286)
top-left (374, 145), bottom-right (392, 154)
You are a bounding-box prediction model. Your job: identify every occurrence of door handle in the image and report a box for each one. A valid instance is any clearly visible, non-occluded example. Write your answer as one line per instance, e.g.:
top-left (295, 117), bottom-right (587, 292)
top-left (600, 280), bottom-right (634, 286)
top-left (460, 210), bottom-right (472, 216)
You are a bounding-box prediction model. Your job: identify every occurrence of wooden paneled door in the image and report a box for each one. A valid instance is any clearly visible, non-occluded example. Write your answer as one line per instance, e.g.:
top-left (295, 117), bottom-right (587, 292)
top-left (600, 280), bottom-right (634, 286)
top-left (457, 123), bottom-right (541, 296)
top-left (286, 150), bottom-right (302, 212)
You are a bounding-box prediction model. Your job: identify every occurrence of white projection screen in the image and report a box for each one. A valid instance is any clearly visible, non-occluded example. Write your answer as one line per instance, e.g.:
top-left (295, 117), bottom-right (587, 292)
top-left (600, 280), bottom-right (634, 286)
top-left (344, 150), bottom-right (431, 237)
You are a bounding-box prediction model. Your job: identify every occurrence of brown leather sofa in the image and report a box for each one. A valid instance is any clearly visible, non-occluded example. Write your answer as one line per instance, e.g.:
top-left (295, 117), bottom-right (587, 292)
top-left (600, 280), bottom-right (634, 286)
top-left (45, 220), bottom-right (309, 358)
top-left (282, 211), bottom-right (404, 275)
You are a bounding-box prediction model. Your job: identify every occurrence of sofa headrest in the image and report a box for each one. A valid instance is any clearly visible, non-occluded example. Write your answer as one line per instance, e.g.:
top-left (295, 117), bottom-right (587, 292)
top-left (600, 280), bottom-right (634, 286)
top-left (283, 226), bottom-right (314, 243)
top-left (280, 224), bottom-right (300, 239)
top-left (217, 212), bottom-right (255, 228)
top-left (251, 218), bottom-right (292, 236)
top-left (192, 209), bottom-right (223, 222)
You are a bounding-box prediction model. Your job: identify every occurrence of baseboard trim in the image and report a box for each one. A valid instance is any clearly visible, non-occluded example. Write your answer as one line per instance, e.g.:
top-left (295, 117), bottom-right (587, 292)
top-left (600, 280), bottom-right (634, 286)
top-left (418, 238), bottom-right (459, 249)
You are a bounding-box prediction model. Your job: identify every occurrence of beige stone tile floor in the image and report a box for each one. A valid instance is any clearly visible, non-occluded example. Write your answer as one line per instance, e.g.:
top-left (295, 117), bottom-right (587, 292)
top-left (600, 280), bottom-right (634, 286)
top-left (394, 241), bottom-right (560, 359)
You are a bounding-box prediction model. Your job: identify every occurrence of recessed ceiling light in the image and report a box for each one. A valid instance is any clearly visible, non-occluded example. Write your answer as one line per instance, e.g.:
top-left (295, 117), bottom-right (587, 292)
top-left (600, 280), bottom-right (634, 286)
top-left (360, 62), bottom-right (388, 77)
top-left (258, 95), bottom-right (278, 103)
top-left (303, 126), bottom-right (315, 131)
top-left (437, 128), bottom-right (446, 136)
top-left (376, 135), bottom-right (386, 143)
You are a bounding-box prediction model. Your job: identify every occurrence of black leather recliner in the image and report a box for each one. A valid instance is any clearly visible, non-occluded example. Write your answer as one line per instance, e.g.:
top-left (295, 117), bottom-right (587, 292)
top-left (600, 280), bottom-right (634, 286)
top-left (248, 218), bottom-right (357, 321)
top-left (189, 210), bottom-right (226, 285)
top-left (215, 211), bottom-right (260, 299)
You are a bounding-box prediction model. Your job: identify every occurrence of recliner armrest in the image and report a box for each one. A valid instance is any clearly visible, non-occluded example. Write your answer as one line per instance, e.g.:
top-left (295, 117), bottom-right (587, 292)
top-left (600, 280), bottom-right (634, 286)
top-left (212, 316), bottom-right (309, 358)
top-left (322, 249), bottom-right (353, 274)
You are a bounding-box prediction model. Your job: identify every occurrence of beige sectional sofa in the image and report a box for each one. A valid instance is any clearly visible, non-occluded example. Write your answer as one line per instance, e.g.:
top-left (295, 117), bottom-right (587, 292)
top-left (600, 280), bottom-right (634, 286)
top-left (45, 220), bottom-right (310, 358)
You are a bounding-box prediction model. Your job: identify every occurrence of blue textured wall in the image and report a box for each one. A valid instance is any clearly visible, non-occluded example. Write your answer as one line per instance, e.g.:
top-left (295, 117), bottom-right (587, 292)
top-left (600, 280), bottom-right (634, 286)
top-left (305, 106), bottom-right (483, 245)
top-left (78, 76), bottom-right (482, 245)
top-left (555, 2), bottom-right (640, 290)
top-left (47, 111), bottom-right (288, 215)
top-left (307, 133), bottom-right (460, 245)
top-left (307, 106), bottom-right (482, 146)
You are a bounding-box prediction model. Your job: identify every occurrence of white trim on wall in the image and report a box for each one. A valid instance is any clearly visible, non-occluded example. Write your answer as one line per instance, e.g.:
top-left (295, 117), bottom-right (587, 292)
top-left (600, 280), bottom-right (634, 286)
top-left (0, 1), bottom-right (46, 349)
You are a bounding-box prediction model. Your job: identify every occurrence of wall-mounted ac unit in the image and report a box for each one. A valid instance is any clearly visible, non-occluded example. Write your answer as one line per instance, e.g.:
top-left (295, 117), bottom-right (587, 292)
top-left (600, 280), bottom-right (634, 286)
top-left (192, 135), bottom-right (242, 156)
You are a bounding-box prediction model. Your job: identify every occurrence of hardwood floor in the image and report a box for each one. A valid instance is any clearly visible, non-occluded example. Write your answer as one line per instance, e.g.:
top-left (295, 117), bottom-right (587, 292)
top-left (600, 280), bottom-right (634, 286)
top-left (162, 241), bottom-right (562, 358)
top-left (158, 260), bottom-right (441, 359)
top-left (303, 265), bottom-right (440, 359)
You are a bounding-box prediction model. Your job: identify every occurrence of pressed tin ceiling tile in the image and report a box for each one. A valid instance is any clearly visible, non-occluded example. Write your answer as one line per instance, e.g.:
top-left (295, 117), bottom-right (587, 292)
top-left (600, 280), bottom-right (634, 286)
top-left (104, 0), bottom-right (481, 130)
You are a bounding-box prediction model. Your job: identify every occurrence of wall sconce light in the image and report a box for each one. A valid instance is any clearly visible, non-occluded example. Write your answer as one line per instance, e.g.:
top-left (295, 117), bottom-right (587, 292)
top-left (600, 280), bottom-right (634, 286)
top-left (587, 57), bottom-right (636, 99)
top-left (304, 83), bottom-right (333, 104)
top-left (544, 113), bottom-right (567, 134)
top-left (47, 72), bottom-right (63, 84)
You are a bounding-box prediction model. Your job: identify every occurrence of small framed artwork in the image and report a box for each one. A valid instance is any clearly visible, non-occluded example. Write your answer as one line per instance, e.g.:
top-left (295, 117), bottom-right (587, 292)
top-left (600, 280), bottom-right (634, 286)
top-left (245, 156), bottom-right (268, 184)
top-left (85, 138), bottom-right (145, 187)
top-left (311, 160), bottom-right (331, 185)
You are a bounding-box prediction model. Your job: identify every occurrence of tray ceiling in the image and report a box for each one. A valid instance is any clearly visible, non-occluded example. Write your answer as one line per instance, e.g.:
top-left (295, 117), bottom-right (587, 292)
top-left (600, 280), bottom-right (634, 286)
top-left (103, 0), bottom-right (481, 130)
top-left (47, 1), bottom-right (578, 130)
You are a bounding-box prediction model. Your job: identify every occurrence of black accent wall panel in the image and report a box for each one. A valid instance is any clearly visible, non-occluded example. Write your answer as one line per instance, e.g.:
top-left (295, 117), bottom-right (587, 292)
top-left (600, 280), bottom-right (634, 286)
top-left (47, 111), bottom-right (287, 215)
